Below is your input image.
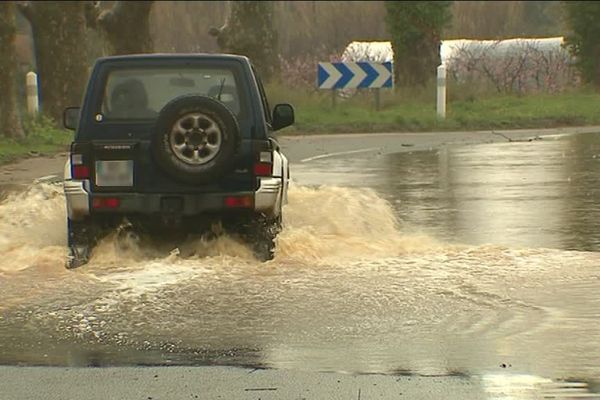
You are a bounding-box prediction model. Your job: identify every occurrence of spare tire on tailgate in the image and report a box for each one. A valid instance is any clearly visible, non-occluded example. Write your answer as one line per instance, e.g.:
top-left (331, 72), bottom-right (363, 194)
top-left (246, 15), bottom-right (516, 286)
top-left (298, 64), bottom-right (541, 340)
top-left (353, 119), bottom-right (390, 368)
top-left (152, 95), bottom-right (240, 184)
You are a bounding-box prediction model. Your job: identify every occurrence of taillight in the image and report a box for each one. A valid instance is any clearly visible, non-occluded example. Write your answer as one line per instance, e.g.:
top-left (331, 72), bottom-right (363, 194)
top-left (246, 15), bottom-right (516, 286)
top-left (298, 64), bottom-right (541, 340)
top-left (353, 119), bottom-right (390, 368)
top-left (224, 195), bottom-right (253, 208)
top-left (73, 165), bottom-right (90, 179)
top-left (253, 162), bottom-right (272, 176)
top-left (254, 151), bottom-right (273, 176)
top-left (92, 197), bottom-right (120, 209)
top-left (71, 154), bottom-right (89, 179)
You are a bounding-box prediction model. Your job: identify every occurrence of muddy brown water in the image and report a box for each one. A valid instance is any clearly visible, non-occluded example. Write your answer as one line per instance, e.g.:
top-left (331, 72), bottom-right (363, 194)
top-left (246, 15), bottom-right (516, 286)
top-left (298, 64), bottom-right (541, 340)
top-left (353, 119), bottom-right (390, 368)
top-left (1, 132), bottom-right (600, 396)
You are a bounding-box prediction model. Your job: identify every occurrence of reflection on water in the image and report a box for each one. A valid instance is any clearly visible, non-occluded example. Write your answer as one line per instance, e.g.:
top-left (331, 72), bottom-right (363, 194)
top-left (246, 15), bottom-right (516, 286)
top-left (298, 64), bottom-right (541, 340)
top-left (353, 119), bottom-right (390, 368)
top-left (389, 133), bottom-right (600, 251)
top-left (483, 374), bottom-right (600, 399)
top-left (295, 132), bottom-right (600, 251)
top-left (1, 133), bottom-right (600, 399)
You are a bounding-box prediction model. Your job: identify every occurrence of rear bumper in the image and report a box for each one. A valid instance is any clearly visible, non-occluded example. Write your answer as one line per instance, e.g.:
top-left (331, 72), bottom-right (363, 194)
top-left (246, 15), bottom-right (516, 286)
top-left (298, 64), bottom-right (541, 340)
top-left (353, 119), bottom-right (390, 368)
top-left (64, 177), bottom-right (282, 220)
top-left (64, 180), bottom-right (90, 220)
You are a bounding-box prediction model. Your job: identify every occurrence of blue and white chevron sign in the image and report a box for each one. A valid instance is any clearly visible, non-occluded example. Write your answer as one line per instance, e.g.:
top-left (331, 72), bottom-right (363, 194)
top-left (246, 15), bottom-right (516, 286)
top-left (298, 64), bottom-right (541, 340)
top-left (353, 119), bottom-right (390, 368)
top-left (317, 61), bottom-right (393, 89)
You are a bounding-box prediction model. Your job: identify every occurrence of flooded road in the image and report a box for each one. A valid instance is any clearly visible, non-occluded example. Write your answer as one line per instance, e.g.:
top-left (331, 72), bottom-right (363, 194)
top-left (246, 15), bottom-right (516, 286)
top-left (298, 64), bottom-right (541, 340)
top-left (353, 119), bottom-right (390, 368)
top-left (1, 131), bottom-right (600, 396)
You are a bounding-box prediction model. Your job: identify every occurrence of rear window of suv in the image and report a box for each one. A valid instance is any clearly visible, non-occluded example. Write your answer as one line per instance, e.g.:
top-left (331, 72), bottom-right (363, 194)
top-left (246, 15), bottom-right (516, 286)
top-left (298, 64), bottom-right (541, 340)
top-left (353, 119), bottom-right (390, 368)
top-left (100, 67), bottom-right (244, 120)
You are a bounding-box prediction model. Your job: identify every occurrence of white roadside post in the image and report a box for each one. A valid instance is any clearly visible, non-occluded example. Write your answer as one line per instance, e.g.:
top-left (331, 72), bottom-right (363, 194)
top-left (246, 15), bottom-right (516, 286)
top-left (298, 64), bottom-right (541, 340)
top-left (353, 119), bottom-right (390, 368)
top-left (437, 64), bottom-right (446, 119)
top-left (26, 71), bottom-right (39, 116)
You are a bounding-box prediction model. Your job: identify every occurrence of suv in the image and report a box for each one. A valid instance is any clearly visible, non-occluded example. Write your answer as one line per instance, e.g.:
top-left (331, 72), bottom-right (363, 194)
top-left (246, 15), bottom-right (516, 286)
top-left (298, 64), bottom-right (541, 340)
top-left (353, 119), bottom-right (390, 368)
top-left (63, 54), bottom-right (293, 268)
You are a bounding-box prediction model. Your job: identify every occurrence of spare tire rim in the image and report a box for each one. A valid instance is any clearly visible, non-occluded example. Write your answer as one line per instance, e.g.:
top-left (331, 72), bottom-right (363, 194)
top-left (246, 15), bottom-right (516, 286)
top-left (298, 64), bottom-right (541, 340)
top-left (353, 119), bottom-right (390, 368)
top-left (169, 112), bottom-right (223, 165)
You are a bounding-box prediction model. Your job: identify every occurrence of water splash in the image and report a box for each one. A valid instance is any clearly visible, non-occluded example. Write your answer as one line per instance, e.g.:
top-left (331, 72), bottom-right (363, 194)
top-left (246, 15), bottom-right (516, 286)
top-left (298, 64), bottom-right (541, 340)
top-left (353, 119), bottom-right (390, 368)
top-left (0, 183), bottom-right (439, 274)
top-left (0, 184), bottom-right (67, 273)
top-left (277, 184), bottom-right (441, 262)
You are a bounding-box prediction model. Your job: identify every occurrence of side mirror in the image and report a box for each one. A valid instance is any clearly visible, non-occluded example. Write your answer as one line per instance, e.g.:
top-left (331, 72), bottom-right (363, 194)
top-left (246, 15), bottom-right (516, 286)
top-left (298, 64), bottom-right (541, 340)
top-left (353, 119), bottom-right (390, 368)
top-left (272, 103), bottom-right (295, 131)
top-left (63, 107), bottom-right (80, 130)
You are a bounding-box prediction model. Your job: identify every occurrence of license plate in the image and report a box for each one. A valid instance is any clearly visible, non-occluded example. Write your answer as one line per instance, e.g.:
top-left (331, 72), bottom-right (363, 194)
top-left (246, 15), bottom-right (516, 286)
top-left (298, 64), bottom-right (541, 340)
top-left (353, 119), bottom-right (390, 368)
top-left (95, 160), bottom-right (134, 187)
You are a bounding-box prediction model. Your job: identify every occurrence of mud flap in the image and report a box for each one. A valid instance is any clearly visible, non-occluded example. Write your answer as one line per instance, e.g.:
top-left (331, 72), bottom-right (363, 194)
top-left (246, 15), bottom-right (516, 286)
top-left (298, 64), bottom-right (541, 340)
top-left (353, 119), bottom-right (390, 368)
top-left (66, 218), bottom-right (97, 269)
top-left (66, 244), bottom-right (91, 269)
top-left (246, 214), bottom-right (282, 262)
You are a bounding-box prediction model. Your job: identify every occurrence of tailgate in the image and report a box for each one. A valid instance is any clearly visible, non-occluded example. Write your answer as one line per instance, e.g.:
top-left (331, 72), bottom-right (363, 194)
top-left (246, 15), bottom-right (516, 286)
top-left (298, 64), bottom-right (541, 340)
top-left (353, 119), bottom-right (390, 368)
top-left (71, 141), bottom-right (255, 193)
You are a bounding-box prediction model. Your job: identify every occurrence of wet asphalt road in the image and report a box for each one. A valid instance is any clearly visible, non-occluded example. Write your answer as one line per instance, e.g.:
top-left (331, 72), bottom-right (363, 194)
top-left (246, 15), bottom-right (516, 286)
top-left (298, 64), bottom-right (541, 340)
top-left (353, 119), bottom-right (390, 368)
top-left (1, 127), bottom-right (600, 399)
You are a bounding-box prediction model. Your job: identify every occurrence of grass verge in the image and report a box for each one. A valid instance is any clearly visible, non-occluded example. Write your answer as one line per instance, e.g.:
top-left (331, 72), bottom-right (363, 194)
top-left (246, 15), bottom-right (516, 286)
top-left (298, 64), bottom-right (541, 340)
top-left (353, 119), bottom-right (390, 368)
top-left (0, 116), bottom-right (71, 165)
top-left (2, 87), bottom-right (600, 165)
top-left (266, 84), bottom-right (600, 134)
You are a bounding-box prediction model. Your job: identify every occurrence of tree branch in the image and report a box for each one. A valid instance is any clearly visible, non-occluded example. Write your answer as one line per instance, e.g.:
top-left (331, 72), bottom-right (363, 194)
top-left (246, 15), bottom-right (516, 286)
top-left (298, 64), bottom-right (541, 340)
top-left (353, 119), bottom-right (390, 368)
top-left (84, 1), bottom-right (100, 29)
top-left (16, 1), bottom-right (33, 23)
top-left (96, 4), bottom-right (117, 32)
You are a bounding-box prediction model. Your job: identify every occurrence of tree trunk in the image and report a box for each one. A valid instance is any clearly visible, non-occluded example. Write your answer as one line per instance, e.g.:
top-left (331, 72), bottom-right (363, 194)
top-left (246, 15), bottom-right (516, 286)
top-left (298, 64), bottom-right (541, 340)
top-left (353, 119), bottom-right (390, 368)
top-left (391, 35), bottom-right (441, 87)
top-left (596, 45), bottom-right (600, 90)
top-left (87, 1), bottom-right (154, 55)
top-left (19, 1), bottom-right (89, 125)
top-left (385, 2), bottom-right (451, 88)
top-left (210, 1), bottom-right (279, 82)
top-left (0, 2), bottom-right (25, 139)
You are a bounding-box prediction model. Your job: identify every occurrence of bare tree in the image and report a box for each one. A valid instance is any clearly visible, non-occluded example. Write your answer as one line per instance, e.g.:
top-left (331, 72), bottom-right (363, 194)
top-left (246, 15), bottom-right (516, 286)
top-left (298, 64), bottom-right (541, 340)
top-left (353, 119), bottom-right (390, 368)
top-left (275, 1), bottom-right (388, 60)
top-left (149, 1), bottom-right (388, 60)
top-left (151, 1), bottom-right (227, 53)
top-left (209, 1), bottom-right (279, 81)
top-left (446, 39), bottom-right (577, 94)
top-left (85, 1), bottom-right (154, 55)
top-left (18, 1), bottom-right (89, 124)
top-left (0, 1), bottom-right (25, 139)
top-left (447, 1), bottom-right (564, 39)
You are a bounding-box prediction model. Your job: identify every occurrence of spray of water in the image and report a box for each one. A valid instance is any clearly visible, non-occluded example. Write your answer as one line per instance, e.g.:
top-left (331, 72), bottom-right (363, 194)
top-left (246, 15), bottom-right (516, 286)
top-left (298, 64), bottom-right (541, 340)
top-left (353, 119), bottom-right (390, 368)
top-left (0, 184), bottom-right (67, 273)
top-left (277, 185), bottom-right (440, 261)
top-left (0, 183), bottom-right (438, 275)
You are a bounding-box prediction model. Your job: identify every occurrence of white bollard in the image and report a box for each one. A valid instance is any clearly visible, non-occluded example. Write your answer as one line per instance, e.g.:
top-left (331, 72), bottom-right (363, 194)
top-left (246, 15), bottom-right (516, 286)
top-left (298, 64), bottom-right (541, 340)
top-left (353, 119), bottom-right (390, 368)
top-left (437, 64), bottom-right (446, 119)
top-left (26, 71), bottom-right (39, 116)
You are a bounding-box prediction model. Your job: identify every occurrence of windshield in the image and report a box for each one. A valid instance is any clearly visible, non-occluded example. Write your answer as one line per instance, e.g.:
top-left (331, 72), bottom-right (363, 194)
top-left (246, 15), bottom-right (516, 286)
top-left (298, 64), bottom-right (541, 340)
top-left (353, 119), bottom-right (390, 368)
top-left (101, 67), bottom-right (243, 119)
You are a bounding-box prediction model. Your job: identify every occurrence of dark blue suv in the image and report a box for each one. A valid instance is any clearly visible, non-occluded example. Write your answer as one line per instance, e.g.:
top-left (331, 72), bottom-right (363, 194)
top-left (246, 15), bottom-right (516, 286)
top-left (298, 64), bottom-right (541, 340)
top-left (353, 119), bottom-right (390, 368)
top-left (63, 54), bottom-right (293, 268)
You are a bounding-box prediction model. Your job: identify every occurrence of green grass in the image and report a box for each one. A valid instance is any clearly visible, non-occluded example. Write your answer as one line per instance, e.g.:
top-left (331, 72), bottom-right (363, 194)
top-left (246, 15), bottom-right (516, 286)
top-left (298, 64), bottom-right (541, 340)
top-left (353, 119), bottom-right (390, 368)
top-left (0, 116), bottom-right (72, 165)
top-left (266, 83), bottom-right (600, 134)
top-left (1, 87), bottom-right (600, 165)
